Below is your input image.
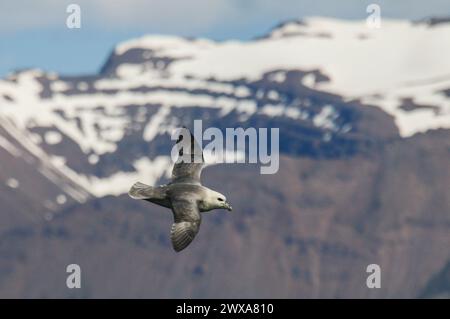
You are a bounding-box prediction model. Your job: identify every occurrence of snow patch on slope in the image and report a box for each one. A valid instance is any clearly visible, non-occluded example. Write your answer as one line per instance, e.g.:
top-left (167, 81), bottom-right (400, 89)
top-left (45, 131), bottom-right (62, 145)
top-left (6, 178), bottom-right (19, 189)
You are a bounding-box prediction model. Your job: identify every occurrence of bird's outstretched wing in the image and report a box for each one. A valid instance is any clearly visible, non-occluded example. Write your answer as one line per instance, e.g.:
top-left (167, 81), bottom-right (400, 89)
top-left (170, 199), bottom-right (202, 252)
top-left (171, 127), bottom-right (204, 184)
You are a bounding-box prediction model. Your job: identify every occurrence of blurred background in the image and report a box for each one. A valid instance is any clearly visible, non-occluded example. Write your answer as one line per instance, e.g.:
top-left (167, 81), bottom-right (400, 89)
top-left (0, 0), bottom-right (449, 298)
top-left (2, 0), bottom-right (450, 77)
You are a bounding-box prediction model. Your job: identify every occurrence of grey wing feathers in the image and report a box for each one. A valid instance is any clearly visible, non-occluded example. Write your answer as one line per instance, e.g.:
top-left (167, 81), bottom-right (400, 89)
top-left (170, 199), bottom-right (201, 252)
top-left (171, 222), bottom-right (200, 252)
top-left (171, 127), bottom-right (204, 184)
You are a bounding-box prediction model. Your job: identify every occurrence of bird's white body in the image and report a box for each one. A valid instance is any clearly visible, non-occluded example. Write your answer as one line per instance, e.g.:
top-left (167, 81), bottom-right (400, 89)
top-left (128, 128), bottom-right (232, 252)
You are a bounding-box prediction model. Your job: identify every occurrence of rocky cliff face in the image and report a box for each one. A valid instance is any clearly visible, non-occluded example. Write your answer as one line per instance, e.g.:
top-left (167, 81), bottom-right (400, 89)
top-left (0, 17), bottom-right (449, 298)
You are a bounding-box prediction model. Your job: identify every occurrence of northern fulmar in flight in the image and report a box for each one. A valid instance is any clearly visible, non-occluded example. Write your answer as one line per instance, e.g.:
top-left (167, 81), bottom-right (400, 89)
top-left (128, 128), bottom-right (232, 252)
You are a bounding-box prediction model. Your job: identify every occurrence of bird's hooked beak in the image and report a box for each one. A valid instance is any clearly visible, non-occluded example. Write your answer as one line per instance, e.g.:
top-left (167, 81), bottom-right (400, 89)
top-left (224, 201), bottom-right (233, 211)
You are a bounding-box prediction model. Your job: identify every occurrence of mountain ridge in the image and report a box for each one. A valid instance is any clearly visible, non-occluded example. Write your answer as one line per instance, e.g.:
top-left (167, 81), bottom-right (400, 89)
top-left (0, 17), bottom-right (449, 298)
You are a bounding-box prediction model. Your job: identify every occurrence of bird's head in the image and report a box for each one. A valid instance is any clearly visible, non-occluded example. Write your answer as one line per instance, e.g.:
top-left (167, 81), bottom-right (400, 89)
top-left (207, 190), bottom-right (232, 212)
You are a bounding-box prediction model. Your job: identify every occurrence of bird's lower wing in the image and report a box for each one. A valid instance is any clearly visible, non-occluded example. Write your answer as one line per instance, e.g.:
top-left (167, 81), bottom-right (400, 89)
top-left (170, 199), bottom-right (201, 252)
top-left (170, 221), bottom-right (200, 252)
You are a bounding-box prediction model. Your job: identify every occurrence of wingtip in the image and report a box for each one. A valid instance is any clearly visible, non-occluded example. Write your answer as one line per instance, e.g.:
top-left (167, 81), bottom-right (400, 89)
top-left (172, 246), bottom-right (184, 253)
top-left (171, 238), bottom-right (185, 252)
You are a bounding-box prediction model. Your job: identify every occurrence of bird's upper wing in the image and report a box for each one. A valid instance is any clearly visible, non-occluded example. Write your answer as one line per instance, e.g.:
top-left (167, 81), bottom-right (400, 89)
top-left (170, 198), bottom-right (202, 252)
top-left (171, 128), bottom-right (204, 184)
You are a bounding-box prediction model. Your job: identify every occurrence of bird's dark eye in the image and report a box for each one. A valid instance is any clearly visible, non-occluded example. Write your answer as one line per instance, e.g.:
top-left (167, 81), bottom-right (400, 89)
top-left (218, 198), bottom-right (224, 202)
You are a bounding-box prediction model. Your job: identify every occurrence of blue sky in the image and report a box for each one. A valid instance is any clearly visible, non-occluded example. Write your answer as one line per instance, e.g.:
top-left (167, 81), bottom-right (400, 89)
top-left (0, 0), bottom-right (449, 77)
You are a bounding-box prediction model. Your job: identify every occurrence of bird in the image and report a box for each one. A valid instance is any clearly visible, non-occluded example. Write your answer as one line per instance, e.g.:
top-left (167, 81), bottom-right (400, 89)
top-left (128, 127), bottom-right (232, 252)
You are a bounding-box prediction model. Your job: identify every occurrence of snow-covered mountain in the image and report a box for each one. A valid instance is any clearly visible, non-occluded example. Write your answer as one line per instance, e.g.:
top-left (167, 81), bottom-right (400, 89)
top-left (2, 18), bottom-right (449, 204)
top-left (0, 17), bottom-right (450, 298)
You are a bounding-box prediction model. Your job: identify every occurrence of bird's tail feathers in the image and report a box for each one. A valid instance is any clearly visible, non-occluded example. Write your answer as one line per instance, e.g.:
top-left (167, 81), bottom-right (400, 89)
top-left (128, 181), bottom-right (153, 199)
